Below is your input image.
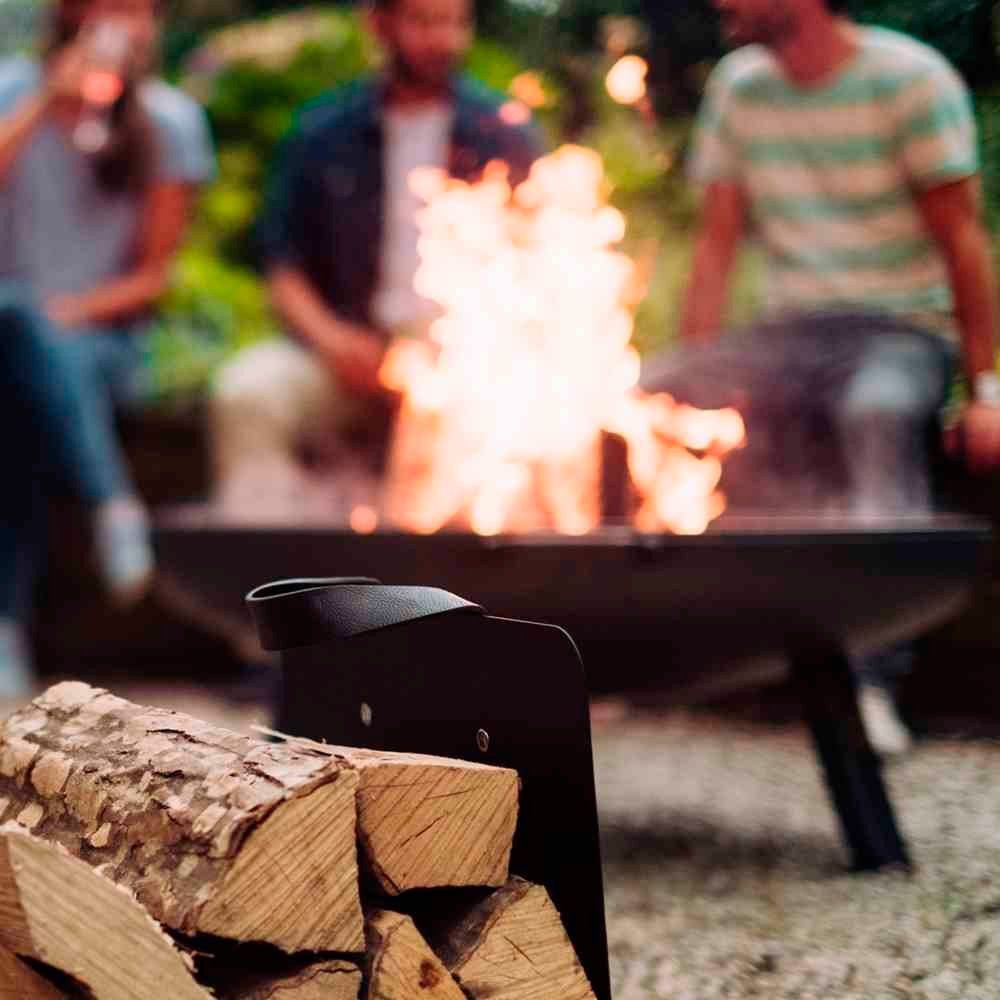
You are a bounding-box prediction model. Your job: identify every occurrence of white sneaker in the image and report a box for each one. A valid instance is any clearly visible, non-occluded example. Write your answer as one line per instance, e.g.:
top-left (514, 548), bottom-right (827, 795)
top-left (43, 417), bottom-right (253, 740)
top-left (858, 684), bottom-right (913, 758)
top-left (0, 620), bottom-right (34, 700)
top-left (93, 497), bottom-right (154, 606)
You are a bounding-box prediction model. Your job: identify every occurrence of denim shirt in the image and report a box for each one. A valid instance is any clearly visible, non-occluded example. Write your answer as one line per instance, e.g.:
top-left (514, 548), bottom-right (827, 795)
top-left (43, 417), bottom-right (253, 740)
top-left (258, 74), bottom-right (545, 331)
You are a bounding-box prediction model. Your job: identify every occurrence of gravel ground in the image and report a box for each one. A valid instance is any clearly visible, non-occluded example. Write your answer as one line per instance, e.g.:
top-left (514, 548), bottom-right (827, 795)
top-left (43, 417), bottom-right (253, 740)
top-left (596, 710), bottom-right (1000, 1000)
top-left (18, 680), bottom-right (1000, 1000)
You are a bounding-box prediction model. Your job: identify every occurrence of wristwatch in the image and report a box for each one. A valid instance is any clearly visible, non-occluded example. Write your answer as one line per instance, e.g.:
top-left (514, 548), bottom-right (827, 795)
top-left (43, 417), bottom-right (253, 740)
top-left (974, 371), bottom-right (1000, 406)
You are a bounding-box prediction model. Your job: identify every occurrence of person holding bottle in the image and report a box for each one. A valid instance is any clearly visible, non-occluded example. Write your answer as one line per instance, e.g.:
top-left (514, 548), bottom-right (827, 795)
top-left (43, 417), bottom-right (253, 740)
top-left (0, 0), bottom-right (214, 694)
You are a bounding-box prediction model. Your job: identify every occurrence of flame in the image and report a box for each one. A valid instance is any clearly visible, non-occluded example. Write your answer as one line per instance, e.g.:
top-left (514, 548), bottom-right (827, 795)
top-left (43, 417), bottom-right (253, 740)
top-left (379, 145), bottom-right (745, 536)
top-left (508, 71), bottom-right (547, 109)
top-left (605, 55), bottom-right (648, 106)
top-left (349, 504), bottom-right (379, 534)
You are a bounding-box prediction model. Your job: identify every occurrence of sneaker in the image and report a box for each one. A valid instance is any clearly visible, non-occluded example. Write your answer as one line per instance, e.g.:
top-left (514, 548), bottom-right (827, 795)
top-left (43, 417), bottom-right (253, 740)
top-left (93, 497), bottom-right (154, 606)
top-left (0, 620), bottom-right (34, 701)
top-left (858, 684), bottom-right (913, 758)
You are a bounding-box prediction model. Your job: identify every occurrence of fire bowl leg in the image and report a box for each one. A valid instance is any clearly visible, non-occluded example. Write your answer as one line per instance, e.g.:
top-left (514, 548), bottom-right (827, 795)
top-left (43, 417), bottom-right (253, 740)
top-left (788, 640), bottom-right (911, 873)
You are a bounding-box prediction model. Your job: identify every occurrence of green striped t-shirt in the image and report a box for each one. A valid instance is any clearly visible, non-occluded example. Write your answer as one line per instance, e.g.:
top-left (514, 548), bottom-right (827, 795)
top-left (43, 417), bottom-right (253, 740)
top-left (688, 27), bottom-right (978, 336)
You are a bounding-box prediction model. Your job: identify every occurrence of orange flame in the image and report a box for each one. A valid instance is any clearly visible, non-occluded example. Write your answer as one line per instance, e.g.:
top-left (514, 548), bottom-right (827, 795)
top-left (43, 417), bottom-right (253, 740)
top-left (508, 71), bottom-right (547, 109)
top-left (379, 145), bottom-right (745, 536)
top-left (605, 55), bottom-right (648, 106)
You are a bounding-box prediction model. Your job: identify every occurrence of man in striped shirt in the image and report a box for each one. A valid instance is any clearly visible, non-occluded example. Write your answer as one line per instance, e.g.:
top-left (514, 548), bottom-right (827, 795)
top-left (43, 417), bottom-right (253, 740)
top-left (675, 0), bottom-right (1000, 752)
top-left (683, 0), bottom-right (1000, 471)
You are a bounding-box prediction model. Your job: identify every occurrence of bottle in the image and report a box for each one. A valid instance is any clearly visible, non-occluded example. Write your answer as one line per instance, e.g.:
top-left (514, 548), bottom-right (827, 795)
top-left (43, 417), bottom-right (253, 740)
top-left (72, 20), bottom-right (130, 155)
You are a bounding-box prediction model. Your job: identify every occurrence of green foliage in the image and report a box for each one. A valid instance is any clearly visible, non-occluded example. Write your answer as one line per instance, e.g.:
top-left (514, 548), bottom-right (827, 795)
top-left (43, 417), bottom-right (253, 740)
top-left (845, 0), bottom-right (995, 83)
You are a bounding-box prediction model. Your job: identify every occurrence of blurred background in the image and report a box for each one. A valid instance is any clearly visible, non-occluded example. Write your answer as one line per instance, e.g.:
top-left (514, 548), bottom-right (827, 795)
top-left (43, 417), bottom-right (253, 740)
top-left (6, 0), bottom-right (1000, 721)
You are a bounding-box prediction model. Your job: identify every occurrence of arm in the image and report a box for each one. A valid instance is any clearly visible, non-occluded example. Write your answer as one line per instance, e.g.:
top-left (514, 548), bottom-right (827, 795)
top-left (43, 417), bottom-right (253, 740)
top-left (0, 45), bottom-right (88, 183)
top-left (0, 92), bottom-right (50, 183)
top-left (917, 176), bottom-right (1000, 470)
top-left (678, 181), bottom-right (747, 344)
top-left (268, 265), bottom-right (386, 396)
top-left (46, 181), bottom-right (196, 328)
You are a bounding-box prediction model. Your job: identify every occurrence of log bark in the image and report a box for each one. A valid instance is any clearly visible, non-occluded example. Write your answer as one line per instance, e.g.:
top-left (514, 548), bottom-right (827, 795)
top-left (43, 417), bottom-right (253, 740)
top-left (0, 682), bottom-right (364, 954)
top-left (0, 947), bottom-right (72, 1000)
top-left (364, 910), bottom-right (465, 1000)
top-left (0, 823), bottom-right (211, 1000)
top-left (426, 878), bottom-right (596, 1000)
top-left (330, 744), bottom-right (518, 896)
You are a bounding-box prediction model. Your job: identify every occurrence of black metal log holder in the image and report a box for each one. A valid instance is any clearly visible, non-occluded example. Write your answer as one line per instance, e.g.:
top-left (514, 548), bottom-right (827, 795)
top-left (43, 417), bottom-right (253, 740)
top-left (247, 577), bottom-right (614, 1000)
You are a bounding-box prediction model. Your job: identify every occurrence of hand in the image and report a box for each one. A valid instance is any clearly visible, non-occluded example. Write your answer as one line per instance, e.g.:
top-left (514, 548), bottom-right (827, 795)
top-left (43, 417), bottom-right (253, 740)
top-left (960, 401), bottom-right (1000, 473)
top-left (45, 295), bottom-right (89, 329)
top-left (43, 41), bottom-right (89, 104)
top-left (323, 323), bottom-right (388, 398)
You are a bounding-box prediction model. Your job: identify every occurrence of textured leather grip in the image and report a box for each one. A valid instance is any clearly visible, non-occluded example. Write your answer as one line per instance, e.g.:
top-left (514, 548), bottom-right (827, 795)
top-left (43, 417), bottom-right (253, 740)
top-left (246, 577), bottom-right (483, 651)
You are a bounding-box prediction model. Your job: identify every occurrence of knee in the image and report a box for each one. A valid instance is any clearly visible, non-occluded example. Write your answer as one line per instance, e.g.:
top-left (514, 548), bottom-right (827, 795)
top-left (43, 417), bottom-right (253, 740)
top-left (210, 341), bottom-right (305, 429)
top-left (838, 371), bottom-right (929, 431)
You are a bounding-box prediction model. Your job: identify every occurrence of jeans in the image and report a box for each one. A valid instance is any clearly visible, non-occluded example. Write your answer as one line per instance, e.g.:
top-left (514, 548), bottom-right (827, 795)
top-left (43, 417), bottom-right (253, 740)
top-left (0, 283), bottom-right (141, 619)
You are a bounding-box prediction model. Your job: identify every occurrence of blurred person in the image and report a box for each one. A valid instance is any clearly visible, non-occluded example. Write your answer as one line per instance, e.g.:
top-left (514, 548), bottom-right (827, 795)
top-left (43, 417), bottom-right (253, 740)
top-left (209, 0), bottom-right (543, 514)
top-left (0, 0), bottom-right (214, 693)
top-left (661, 0), bottom-right (1000, 753)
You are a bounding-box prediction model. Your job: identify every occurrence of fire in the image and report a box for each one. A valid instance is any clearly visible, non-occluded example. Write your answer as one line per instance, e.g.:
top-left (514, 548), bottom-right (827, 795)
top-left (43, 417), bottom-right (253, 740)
top-left (605, 55), bottom-right (648, 106)
top-left (378, 145), bottom-right (745, 537)
top-left (508, 71), bottom-right (547, 109)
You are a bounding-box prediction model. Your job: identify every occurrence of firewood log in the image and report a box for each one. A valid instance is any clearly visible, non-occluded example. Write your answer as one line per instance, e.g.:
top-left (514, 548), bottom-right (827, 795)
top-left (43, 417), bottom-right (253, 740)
top-left (0, 683), bottom-right (364, 954)
top-left (0, 946), bottom-right (71, 1000)
top-left (364, 910), bottom-right (465, 999)
top-left (424, 878), bottom-right (596, 1000)
top-left (302, 741), bottom-right (518, 895)
top-left (0, 823), bottom-right (211, 1000)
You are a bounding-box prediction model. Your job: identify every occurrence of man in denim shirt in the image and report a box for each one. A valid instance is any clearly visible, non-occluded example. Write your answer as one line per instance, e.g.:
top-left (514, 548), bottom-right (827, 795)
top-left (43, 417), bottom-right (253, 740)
top-left (210, 0), bottom-right (543, 512)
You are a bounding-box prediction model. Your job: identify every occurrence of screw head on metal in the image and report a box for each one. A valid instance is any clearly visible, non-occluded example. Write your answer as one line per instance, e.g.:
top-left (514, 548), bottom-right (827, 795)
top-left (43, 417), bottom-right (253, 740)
top-left (360, 702), bottom-right (373, 727)
top-left (476, 728), bottom-right (490, 753)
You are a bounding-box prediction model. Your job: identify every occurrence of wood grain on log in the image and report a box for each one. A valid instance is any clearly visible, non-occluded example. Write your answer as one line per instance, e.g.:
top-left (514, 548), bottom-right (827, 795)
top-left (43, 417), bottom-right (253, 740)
top-left (365, 910), bottom-right (465, 1000)
top-left (0, 683), bottom-right (364, 953)
top-left (0, 823), bottom-right (211, 1000)
top-left (0, 946), bottom-right (71, 1000)
top-left (427, 878), bottom-right (596, 1000)
top-left (333, 745), bottom-right (518, 895)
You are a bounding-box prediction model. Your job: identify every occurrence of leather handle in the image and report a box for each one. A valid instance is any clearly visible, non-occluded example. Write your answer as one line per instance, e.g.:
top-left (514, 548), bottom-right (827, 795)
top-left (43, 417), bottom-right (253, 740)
top-left (246, 577), bottom-right (483, 651)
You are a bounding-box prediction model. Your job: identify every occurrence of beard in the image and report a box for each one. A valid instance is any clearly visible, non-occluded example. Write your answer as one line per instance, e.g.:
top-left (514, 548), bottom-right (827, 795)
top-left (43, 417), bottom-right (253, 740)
top-left (391, 49), bottom-right (456, 91)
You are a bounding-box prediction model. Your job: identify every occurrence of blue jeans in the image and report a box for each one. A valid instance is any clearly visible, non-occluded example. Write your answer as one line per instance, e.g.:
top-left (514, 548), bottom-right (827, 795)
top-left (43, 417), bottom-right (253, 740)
top-left (0, 283), bottom-right (141, 619)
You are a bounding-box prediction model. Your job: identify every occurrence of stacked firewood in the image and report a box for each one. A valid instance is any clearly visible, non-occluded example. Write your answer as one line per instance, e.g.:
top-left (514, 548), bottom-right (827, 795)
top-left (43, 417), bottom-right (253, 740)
top-left (0, 682), bottom-right (595, 999)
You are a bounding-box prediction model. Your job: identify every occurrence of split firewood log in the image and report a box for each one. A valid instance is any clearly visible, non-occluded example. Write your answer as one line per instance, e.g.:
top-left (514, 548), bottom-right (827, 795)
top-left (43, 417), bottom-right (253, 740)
top-left (364, 910), bottom-right (465, 999)
top-left (0, 682), bottom-right (364, 954)
top-left (0, 946), bottom-right (71, 999)
top-left (0, 823), bottom-right (211, 1000)
top-left (424, 877), bottom-right (596, 1000)
top-left (271, 737), bottom-right (518, 895)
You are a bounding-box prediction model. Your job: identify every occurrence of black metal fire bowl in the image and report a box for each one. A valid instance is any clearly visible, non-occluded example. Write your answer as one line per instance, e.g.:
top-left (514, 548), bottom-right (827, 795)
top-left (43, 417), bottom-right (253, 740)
top-left (155, 509), bottom-right (991, 686)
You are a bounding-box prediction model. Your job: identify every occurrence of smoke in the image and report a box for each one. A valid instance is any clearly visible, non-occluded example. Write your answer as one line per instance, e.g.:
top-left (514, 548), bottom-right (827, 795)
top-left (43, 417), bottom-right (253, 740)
top-left (640, 310), bottom-right (956, 517)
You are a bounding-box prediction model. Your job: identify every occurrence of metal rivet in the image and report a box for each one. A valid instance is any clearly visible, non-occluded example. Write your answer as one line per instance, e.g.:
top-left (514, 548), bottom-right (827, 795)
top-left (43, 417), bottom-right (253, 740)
top-left (360, 702), bottom-right (373, 727)
top-left (476, 728), bottom-right (490, 753)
